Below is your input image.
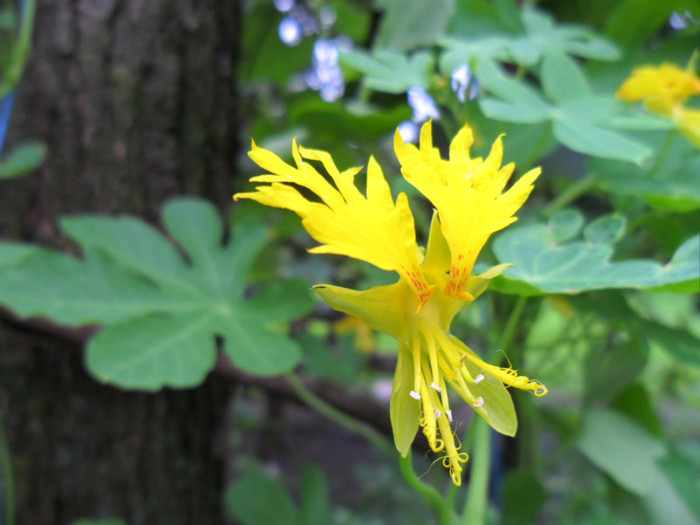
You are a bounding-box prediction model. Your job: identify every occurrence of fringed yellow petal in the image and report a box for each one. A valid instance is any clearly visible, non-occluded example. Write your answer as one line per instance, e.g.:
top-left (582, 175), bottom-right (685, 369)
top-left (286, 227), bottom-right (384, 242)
top-left (236, 141), bottom-right (435, 308)
top-left (395, 121), bottom-right (540, 300)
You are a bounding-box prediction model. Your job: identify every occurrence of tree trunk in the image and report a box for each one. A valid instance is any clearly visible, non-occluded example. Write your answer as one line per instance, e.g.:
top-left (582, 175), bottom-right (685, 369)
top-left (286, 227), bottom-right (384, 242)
top-left (0, 1), bottom-right (241, 523)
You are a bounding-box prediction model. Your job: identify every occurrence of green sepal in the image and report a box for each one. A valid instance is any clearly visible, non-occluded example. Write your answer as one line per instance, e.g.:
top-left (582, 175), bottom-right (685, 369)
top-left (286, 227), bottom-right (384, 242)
top-left (313, 281), bottom-right (412, 340)
top-left (449, 336), bottom-right (518, 436)
top-left (390, 345), bottom-right (420, 457)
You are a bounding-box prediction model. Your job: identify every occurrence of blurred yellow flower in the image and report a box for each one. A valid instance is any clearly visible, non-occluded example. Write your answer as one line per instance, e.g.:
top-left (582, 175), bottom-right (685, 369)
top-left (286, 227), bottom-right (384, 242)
top-left (616, 55), bottom-right (700, 147)
top-left (616, 61), bottom-right (700, 116)
top-left (234, 121), bottom-right (547, 485)
top-left (334, 316), bottom-right (376, 353)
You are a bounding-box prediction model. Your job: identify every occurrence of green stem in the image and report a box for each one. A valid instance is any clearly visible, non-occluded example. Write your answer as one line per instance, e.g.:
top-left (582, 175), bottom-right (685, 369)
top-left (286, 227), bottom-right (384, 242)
top-left (458, 298), bottom-right (528, 523)
top-left (399, 450), bottom-right (454, 525)
top-left (647, 129), bottom-right (677, 178)
top-left (0, 418), bottom-right (15, 525)
top-left (498, 296), bottom-right (528, 354)
top-left (540, 175), bottom-right (596, 218)
top-left (284, 373), bottom-right (395, 458)
top-left (0, 0), bottom-right (37, 99)
top-left (460, 416), bottom-right (491, 525)
top-left (286, 374), bottom-right (454, 523)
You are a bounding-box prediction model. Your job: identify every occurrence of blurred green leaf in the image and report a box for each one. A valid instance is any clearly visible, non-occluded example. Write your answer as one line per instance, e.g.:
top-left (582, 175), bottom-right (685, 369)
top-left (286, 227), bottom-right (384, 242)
top-left (492, 213), bottom-right (700, 294)
top-left (551, 114), bottom-right (650, 163)
top-left (611, 384), bottom-right (664, 437)
top-left (658, 447), bottom-right (700, 522)
top-left (583, 336), bottom-right (648, 404)
top-left (583, 214), bottom-right (626, 246)
top-left (478, 61), bottom-right (651, 163)
top-left (225, 466), bottom-right (298, 525)
top-left (549, 208), bottom-right (584, 243)
top-left (0, 142), bottom-right (46, 178)
top-left (570, 292), bottom-right (700, 368)
top-left (299, 465), bottom-right (332, 525)
top-left (240, 3), bottom-right (313, 85)
top-left (0, 198), bottom-right (315, 389)
top-left (502, 470), bottom-right (547, 525)
top-left (591, 138), bottom-right (700, 212)
top-left (540, 50), bottom-right (590, 103)
top-left (340, 49), bottom-right (434, 93)
top-left (299, 333), bottom-right (364, 385)
top-left (0, 241), bottom-right (41, 269)
top-left (374, 0), bottom-right (454, 51)
top-left (578, 408), bottom-right (665, 495)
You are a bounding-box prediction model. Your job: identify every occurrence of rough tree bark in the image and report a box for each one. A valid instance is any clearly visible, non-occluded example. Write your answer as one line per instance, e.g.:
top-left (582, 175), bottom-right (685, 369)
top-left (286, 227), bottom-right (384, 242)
top-left (0, 1), bottom-right (241, 523)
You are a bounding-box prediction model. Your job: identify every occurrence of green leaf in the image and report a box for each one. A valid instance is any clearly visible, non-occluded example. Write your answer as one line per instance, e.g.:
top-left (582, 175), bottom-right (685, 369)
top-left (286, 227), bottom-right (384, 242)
top-left (299, 465), bottom-right (332, 525)
top-left (0, 198), bottom-right (316, 389)
top-left (583, 336), bottom-right (648, 404)
top-left (374, 0), bottom-right (454, 51)
top-left (549, 208), bottom-right (584, 243)
top-left (0, 241), bottom-right (41, 269)
top-left (502, 470), bottom-right (547, 525)
top-left (340, 48), bottom-right (434, 94)
top-left (540, 50), bottom-right (590, 104)
top-left (592, 144), bottom-right (700, 212)
top-left (583, 214), bottom-right (626, 246)
top-left (87, 312), bottom-right (216, 390)
top-left (658, 447), bottom-right (700, 522)
top-left (570, 292), bottom-right (700, 368)
top-left (492, 220), bottom-right (699, 295)
top-left (225, 466), bottom-right (298, 525)
top-left (479, 98), bottom-right (550, 124)
top-left (552, 117), bottom-right (651, 163)
top-left (0, 142), bottom-right (46, 179)
top-left (578, 408), bottom-right (665, 495)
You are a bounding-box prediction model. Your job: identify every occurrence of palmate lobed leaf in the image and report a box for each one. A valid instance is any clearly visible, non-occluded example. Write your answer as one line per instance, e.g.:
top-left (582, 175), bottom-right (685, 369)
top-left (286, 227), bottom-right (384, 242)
top-left (0, 198), bottom-right (315, 389)
top-left (491, 210), bottom-right (700, 295)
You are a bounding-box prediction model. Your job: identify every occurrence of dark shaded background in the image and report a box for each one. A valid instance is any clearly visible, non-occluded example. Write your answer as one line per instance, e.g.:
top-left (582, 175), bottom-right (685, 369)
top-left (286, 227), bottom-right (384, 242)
top-left (1, 2), bottom-right (240, 522)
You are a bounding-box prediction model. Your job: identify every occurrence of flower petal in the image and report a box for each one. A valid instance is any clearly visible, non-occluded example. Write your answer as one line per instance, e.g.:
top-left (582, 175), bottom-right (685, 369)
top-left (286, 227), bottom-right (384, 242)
top-left (395, 121), bottom-right (540, 299)
top-left (236, 142), bottom-right (435, 308)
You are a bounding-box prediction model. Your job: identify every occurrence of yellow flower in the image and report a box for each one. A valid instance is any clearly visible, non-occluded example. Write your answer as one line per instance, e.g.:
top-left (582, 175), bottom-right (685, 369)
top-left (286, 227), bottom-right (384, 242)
top-left (616, 55), bottom-right (700, 148)
top-left (234, 121), bottom-right (547, 485)
top-left (616, 59), bottom-right (700, 117)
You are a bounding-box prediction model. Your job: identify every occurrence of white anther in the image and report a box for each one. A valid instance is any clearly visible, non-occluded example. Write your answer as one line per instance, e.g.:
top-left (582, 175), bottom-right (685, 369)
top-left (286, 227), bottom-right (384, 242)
top-left (434, 409), bottom-right (443, 420)
top-left (474, 373), bottom-right (485, 384)
top-left (473, 397), bottom-right (484, 408)
top-left (409, 390), bottom-right (421, 400)
top-left (430, 381), bottom-right (442, 392)
top-left (446, 410), bottom-right (453, 423)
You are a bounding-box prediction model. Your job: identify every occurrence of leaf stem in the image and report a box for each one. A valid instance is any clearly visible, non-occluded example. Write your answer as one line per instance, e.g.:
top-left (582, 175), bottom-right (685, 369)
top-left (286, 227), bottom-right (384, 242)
top-left (647, 129), bottom-right (677, 178)
top-left (286, 373), bottom-right (456, 522)
top-left (399, 450), bottom-right (454, 525)
top-left (0, 0), bottom-right (37, 100)
top-left (284, 373), bottom-right (394, 458)
top-left (540, 175), bottom-right (596, 218)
